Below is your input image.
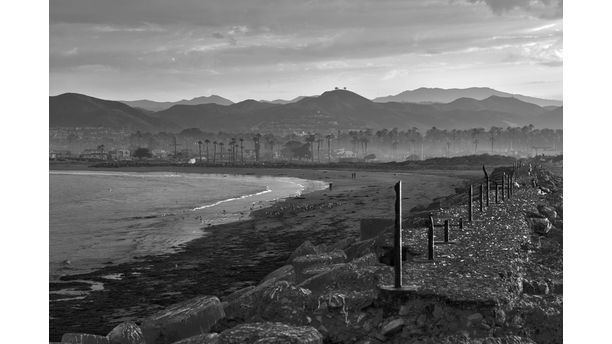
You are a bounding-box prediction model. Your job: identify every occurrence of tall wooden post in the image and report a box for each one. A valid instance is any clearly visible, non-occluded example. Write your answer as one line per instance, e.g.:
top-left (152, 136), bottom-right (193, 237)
top-left (394, 180), bottom-right (402, 288)
top-left (444, 220), bottom-right (449, 242)
top-left (501, 173), bottom-right (505, 202)
top-left (479, 184), bottom-right (483, 212)
top-left (495, 182), bottom-right (499, 203)
top-left (428, 214), bottom-right (435, 260)
top-left (483, 165), bottom-right (489, 207)
top-left (468, 185), bottom-right (473, 222)
top-left (394, 181), bottom-right (402, 288)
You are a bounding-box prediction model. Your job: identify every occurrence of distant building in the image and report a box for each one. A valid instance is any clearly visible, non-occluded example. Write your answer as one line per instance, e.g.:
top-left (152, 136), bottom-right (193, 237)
top-left (152, 149), bottom-right (169, 159)
top-left (109, 149), bottom-right (131, 161)
top-left (80, 148), bottom-right (108, 161)
top-left (49, 150), bottom-right (72, 159)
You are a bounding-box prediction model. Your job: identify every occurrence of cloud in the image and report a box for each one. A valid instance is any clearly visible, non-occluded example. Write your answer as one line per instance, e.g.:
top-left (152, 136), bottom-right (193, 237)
top-left (466, 0), bottom-right (563, 19)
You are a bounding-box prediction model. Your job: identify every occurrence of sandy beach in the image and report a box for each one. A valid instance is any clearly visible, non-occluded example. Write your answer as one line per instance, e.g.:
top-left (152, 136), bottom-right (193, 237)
top-left (49, 162), bottom-right (483, 340)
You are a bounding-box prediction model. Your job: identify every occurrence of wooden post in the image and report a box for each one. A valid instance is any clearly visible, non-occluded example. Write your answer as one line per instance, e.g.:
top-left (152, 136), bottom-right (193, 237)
top-left (468, 185), bottom-right (473, 222)
top-left (428, 214), bottom-right (435, 260)
top-left (501, 173), bottom-right (505, 202)
top-left (483, 165), bottom-right (489, 207)
top-left (459, 218), bottom-right (463, 230)
top-left (495, 182), bottom-right (499, 203)
top-left (479, 184), bottom-right (483, 212)
top-left (394, 181), bottom-right (402, 288)
top-left (444, 220), bottom-right (449, 242)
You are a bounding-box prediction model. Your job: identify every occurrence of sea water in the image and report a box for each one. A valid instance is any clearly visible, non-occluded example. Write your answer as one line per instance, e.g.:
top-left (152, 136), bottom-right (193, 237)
top-left (49, 170), bottom-right (326, 280)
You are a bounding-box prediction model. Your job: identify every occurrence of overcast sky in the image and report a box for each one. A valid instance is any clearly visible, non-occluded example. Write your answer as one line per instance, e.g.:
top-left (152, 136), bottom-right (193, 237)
top-left (49, 0), bottom-right (562, 102)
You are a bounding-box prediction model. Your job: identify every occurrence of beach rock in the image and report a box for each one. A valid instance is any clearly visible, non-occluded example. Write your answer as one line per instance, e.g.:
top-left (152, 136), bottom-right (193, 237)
top-left (141, 296), bottom-right (225, 344)
top-left (292, 250), bottom-right (347, 282)
top-left (222, 286), bottom-right (256, 303)
top-left (537, 205), bottom-right (557, 220)
top-left (381, 319), bottom-right (405, 336)
top-left (525, 213), bottom-right (551, 235)
top-left (217, 322), bottom-right (323, 344)
top-left (171, 333), bottom-right (219, 344)
top-left (288, 241), bottom-right (319, 262)
top-left (260, 264), bottom-right (295, 284)
top-left (330, 236), bottom-right (357, 251)
top-left (297, 256), bottom-right (381, 294)
top-left (106, 321), bottom-right (144, 344)
top-left (345, 238), bottom-right (378, 261)
top-left (60, 333), bottom-right (110, 344)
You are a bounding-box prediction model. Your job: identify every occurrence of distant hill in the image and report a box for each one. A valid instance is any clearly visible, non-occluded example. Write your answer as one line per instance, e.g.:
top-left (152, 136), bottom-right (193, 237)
top-left (373, 87), bottom-right (562, 107)
top-left (50, 89), bottom-right (563, 133)
top-left (120, 95), bottom-right (234, 111)
top-left (260, 96), bottom-right (312, 104)
top-left (50, 93), bottom-right (177, 131)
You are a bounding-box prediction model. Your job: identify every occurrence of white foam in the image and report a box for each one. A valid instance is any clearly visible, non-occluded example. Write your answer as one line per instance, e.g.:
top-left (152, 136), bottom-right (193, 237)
top-left (192, 187), bottom-right (272, 211)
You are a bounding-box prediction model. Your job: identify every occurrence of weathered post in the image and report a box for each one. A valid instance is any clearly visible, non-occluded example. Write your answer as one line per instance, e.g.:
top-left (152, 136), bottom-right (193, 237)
top-left (428, 214), bottom-right (435, 260)
top-left (394, 181), bottom-right (402, 288)
top-left (459, 218), bottom-right (463, 230)
top-left (444, 220), bottom-right (449, 242)
top-left (501, 173), bottom-right (506, 202)
top-left (468, 185), bottom-right (473, 222)
top-left (483, 165), bottom-right (489, 207)
top-left (479, 184), bottom-right (483, 212)
top-left (495, 182), bottom-right (499, 203)
top-left (329, 183), bottom-right (333, 191)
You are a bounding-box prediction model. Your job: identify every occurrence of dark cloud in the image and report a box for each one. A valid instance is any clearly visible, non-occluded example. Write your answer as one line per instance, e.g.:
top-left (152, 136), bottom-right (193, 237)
top-left (467, 0), bottom-right (563, 19)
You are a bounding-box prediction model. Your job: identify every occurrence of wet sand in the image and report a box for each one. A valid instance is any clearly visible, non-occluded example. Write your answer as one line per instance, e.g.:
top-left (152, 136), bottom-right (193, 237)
top-left (49, 163), bottom-right (482, 341)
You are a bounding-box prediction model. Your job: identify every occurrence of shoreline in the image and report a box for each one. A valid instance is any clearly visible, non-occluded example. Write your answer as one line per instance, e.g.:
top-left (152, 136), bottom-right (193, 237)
top-left (49, 162), bottom-right (482, 341)
top-left (49, 170), bottom-right (328, 282)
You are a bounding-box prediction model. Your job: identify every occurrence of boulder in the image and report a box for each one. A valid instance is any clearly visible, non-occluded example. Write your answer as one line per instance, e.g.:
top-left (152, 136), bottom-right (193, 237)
top-left (330, 236), bottom-right (357, 251)
top-left (288, 241), bottom-right (319, 263)
top-left (141, 296), bottom-right (225, 344)
top-left (217, 322), bottom-right (323, 344)
top-left (292, 250), bottom-right (347, 282)
top-left (260, 264), bottom-right (295, 284)
top-left (381, 318), bottom-right (405, 336)
top-left (222, 286), bottom-right (256, 303)
top-left (345, 238), bottom-right (382, 261)
top-left (60, 333), bottom-right (109, 344)
top-left (106, 322), bottom-right (144, 344)
top-left (172, 333), bottom-right (219, 344)
top-left (537, 205), bottom-right (557, 220)
top-left (525, 213), bottom-right (551, 235)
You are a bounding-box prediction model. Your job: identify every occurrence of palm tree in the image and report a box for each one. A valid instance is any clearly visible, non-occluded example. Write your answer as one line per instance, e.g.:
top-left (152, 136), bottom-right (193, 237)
top-left (204, 139), bottom-right (210, 162)
top-left (197, 140), bottom-right (203, 163)
top-left (305, 134), bottom-right (316, 162)
top-left (253, 133), bottom-right (262, 162)
top-left (239, 138), bottom-right (244, 164)
top-left (219, 142), bottom-right (225, 161)
top-left (325, 134), bottom-right (333, 162)
top-left (315, 136), bottom-right (323, 162)
top-left (212, 141), bottom-right (217, 164)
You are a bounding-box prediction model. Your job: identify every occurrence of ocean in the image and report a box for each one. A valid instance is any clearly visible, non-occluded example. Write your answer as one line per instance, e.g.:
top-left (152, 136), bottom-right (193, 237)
top-left (49, 170), bottom-right (326, 281)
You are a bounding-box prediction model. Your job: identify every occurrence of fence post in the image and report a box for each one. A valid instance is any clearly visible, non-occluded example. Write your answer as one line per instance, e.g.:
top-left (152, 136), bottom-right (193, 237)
top-left (468, 184), bottom-right (473, 222)
top-left (479, 184), bottom-right (483, 212)
top-left (444, 220), bottom-right (449, 242)
top-left (501, 173), bottom-right (505, 202)
top-left (495, 182), bottom-right (499, 203)
top-left (459, 218), bottom-right (463, 230)
top-left (428, 214), bottom-right (435, 260)
top-left (394, 181), bottom-right (402, 288)
top-left (483, 165), bottom-right (489, 207)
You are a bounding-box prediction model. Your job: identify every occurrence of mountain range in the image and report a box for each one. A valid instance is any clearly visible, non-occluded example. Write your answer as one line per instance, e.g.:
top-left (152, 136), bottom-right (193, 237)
top-left (120, 95), bottom-right (234, 112)
top-left (50, 88), bottom-right (563, 133)
top-left (373, 87), bottom-right (562, 107)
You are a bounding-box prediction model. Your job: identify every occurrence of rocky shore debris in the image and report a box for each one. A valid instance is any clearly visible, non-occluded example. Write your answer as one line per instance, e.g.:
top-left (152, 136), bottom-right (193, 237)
top-left (140, 296), bottom-right (224, 344)
top-left (55, 157), bottom-right (562, 343)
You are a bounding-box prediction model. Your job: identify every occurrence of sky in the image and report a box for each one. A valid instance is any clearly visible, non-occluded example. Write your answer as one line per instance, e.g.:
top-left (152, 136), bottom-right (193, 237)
top-left (49, 0), bottom-right (563, 102)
